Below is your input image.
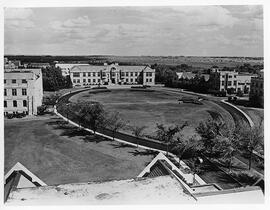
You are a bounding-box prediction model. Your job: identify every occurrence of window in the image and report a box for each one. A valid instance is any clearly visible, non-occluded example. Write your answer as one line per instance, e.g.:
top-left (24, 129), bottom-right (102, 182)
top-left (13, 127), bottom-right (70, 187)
top-left (147, 72), bottom-right (152, 77)
top-left (23, 100), bottom-right (27, 107)
top-left (83, 79), bottom-right (86, 83)
top-left (102, 72), bottom-right (106, 77)
top-left (83, 72), bottom-right (86, 77)
top-left (234, 75), bottom-right (237, 78)
top-left (126, 72), bottom-right (129, 77)
top-left (146, 78), bottom-right (149, 82)
top-left (88, 79), bottom-right (91, 83)
top-left (130, 72), bottom-right (133, 77)
top-left (98, 79), bottom-right (100, 83)
top-left (88, 72), bottom-right (91, 77)
top-left (77, 79), bottom-right (80, 83)
top-left (126, 79), bottom-right (128, 82)
top-left (93, 79), bottom-right (96, 83)
top-left (222, 75), bottom-right (225, 78)
top-left (97, 72), bottom-right (100, 77)
top-left (112, 72), bottom-right (115, 77)
top-left (149, 78), bottom-right (152, 82)
top-left (228, 75), bottom-right (232, 78)
top-left (233, 81), bottom-right (237, 86)
top-left (22, 89), bottom-right (27, 95)
top-left (73, 72), bottom-right (80, 77)
top-left (135, 72), bottom-right (138, 77)
top-left (4, 79), bottom-right (6, 84)
top-left (73, 79), bottom-right (76, 83)
top-left (22, 79), bottom-right (27, 83)
top-left (221, 81), bottom-right (224, 86)
top-left (121, 72), bottom-right (125, 76)
top-left (13, 100), bottom-right (17, 107)
top-left (228, 81), bottom-right (232, 86)
top-left (12, 79), bottom-right (16, 84)
top-left (12, 89), bottom-right (17, 96)
top-left (130, 78), bottom-right (133, 82)
top-left (4, 89), bottom-right (7, 96)
top-left (4, 101), bottom-right (7, 107)
top-left (93, 72), bottom-right (96, 77)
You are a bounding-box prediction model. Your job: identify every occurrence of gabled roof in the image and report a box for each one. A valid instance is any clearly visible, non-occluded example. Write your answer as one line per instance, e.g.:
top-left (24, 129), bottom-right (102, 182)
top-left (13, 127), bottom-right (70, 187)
top-left (4, 162), bottom-right (47, 202)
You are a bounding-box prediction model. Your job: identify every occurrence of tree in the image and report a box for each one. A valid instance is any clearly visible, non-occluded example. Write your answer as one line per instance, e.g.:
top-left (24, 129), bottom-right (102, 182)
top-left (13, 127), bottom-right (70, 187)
top-left (130, 125), bottom-right (147, 147)
top-left (83, 102), bottom-right (105, 134)
top-left (42, 66), bottom-right (70, 91)
top-left (105, 112), bottom-right (126, 140)
top-left (237, 121), bottom-right (264, 170)
top-left (43, 93), bottom-right (60, 106)
top-left (196, 118), bottom-right (227, 157)
top-left (171, 136), bottom-right (200, 169)
top-left (213, 135), bottom-right (239, 172)
top-left (156, 124), bottom-right (179, 156)
top-left (155, 122), bottom-right (188, 155)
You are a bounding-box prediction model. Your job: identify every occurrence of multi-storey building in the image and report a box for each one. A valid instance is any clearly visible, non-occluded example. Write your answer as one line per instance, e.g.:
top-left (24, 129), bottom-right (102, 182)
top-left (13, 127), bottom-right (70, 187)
top-left (209, 70), bottom-right (256, 93)
top-left (4, 69), bottom-right (43, 116)
top-left (55, 63), bottom-right (89, 77)
top-left (70, 63), bottom-right (155, 87)
top-left (249, 70), bottom-right (264, 107)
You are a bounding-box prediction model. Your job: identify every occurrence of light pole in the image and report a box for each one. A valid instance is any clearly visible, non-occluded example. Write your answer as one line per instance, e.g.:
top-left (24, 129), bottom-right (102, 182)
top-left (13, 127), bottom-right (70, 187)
top-left (66, 103), bottom-right (70, 123)
top-left (193, 157), bottom-right (203, 184)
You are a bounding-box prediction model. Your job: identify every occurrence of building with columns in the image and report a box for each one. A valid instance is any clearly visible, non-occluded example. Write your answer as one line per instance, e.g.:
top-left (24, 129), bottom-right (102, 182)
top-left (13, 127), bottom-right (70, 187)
top-left (4, 69), bottom-right (43, 116)
top-left (70, 63), bottom-right (155, 87)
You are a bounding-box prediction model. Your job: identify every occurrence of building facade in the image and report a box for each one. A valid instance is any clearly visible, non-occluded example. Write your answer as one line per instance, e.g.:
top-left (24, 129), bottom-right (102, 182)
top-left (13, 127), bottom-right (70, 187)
top-left (55, 63), bottom-right (89, 77)
top-left (4, 69), bottom-right (43, 116)
top-left (249, 70), bottom-right (264, 107)
top-left (70, 63), bottom-right (155, 87)
top-left (209, 70), bottom-right (256, 93)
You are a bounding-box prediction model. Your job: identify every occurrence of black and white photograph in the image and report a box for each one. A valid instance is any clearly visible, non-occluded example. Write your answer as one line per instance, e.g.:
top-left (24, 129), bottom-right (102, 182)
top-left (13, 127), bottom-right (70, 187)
top-left (1, 0), bottom-right (268, 207)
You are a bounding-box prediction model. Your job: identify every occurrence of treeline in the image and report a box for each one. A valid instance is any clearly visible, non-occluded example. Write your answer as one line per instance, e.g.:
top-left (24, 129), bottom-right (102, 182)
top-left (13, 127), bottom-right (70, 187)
top-left (42, 66), bottom-right (72, 91)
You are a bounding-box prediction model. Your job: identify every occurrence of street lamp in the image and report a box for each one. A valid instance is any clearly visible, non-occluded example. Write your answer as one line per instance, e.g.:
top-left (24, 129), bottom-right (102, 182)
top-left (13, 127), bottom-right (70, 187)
top-left (66, 103), bottom-right (70, 123)
top-left (193, 157), bottom-right (203, 184)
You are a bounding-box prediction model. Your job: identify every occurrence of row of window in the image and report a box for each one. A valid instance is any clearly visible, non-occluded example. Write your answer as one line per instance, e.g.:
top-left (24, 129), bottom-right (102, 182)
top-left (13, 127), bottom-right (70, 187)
top-left (4, 100), bottom-right (27, 108)
top-left (73, 78), bottom-right (141, 84)
top-left (251, 82), bottom-right (263, 89)
top-left (221, 81), bottom-right (237, 86)
top-left (73, 72), bottom-right (152, 78)
top-left (4, 88), bottom-right (27, 96)
top-left (250, 90), bottom-right (263, 96)
top-left (221, 75), bottom-right (237, 79)
top-left (4, 79), bottom-right (27, 84)
top-left (146, 78), bottom-right (153, 83)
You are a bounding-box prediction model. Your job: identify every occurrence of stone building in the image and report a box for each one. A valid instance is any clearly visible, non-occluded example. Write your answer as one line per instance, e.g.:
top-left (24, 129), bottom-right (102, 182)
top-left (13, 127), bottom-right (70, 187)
top-left (4, 69), bottom-right (43, 116)
top-left (70, 63), bottom-right (155, 87)
top-left (249, 70), bottom-right (264, 107)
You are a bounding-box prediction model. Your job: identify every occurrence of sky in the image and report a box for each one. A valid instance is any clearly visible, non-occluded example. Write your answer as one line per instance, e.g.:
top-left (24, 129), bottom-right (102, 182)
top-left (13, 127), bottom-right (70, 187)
top-left (4, 5), bottom-right (263, 57)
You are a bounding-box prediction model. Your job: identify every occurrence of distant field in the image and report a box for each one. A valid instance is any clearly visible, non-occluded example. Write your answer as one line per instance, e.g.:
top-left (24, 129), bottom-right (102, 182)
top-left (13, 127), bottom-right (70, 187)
top-left (70, 89), bottom-right (234, 139)
top-left (5, 55), bottom-right (263, 69)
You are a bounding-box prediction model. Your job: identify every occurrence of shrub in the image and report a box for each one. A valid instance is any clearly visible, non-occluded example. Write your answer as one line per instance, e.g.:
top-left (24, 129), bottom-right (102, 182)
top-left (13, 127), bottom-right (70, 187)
top-left (92, 86), bottom-right (107, 90)
top-left (37, 105), bottom-right (47, 115)
top-left (230, 171), bottom-right (261, 186)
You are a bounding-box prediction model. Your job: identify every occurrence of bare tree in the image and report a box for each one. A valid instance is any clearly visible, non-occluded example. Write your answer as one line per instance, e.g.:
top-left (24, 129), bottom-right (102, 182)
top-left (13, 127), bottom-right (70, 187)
top-left (130, 125), bottom-right (147, 147)
top-left (105, 112), bottom-right (126, 140)
top-left (155, 122), bottom-right (187, 156)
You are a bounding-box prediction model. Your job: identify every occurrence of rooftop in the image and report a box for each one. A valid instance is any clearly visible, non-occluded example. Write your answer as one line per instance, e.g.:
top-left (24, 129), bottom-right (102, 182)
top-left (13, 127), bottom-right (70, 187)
top-left (6, 176), bottom-right (195, 205)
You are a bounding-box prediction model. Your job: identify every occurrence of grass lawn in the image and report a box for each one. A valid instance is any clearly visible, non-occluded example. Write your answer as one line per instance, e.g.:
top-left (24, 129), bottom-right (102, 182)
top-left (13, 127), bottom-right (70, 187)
top-left (70, 89), bottom-right (234, 139)
top-left (4, 115), bottom-right (156, 185)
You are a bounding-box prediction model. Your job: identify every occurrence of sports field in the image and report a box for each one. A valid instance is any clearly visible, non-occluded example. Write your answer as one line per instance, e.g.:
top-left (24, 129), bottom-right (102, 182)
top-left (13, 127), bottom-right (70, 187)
top-left (71, 89), bottom-right (234, 139)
